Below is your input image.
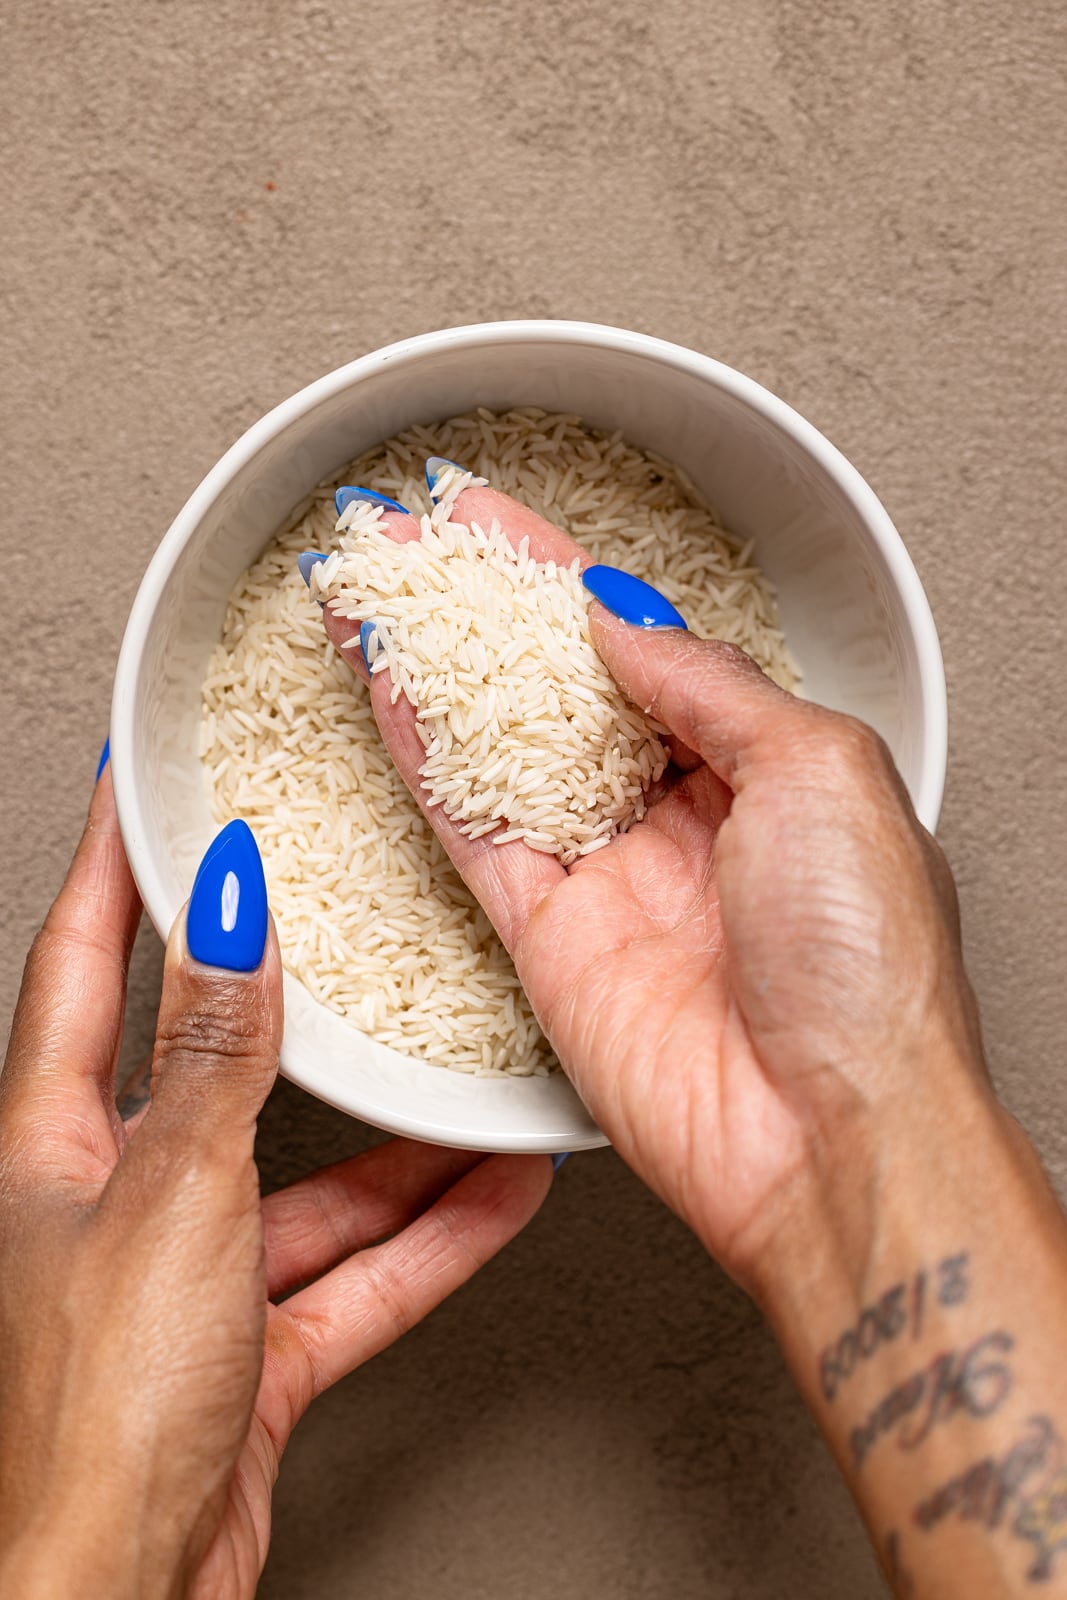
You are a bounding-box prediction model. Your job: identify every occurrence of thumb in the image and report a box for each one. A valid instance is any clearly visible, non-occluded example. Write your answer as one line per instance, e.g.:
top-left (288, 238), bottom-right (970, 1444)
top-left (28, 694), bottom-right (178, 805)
top-left (144, 820), bottom-right (282, 1144)
top-left (584, 569), bottom-right (815, 791)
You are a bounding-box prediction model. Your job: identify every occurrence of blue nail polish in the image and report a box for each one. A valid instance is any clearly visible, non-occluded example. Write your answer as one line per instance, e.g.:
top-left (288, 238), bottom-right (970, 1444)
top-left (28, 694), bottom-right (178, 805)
top-left (187, 819), bottom-right (268, 973)
top-left (359, 620), bottom-right (378, 673)
top-left (551, 1152), bottom-right (571, 1172)
top-left (425, 456), bottom-right (468, 494)
top-left (297, 550), bottom-right (325, 589)
top-left (335, 487), bottom-right (408, 517)
top-left (95, 738), bottom-right (110, 782)
top-left (582, 565), bottom-right (688, 630)
top-left (297, 551), bottom-right (326, 608)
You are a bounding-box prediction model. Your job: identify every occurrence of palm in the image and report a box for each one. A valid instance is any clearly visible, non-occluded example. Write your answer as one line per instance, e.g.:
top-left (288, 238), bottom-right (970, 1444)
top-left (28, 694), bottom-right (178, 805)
top-left (320, 487), bottom-right (810, 1276)
top-left (516, 765), bottom-right (805, 1269)
top-left (320, 483), bottom-right (891, 1284)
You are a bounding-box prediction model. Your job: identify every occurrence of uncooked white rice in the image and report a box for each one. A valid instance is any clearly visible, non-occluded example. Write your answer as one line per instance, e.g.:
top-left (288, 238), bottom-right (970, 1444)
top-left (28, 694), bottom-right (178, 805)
top-left (200, 408), bottom-right (799, 1077)
top-left (313, 466), bottom-right (672, 865)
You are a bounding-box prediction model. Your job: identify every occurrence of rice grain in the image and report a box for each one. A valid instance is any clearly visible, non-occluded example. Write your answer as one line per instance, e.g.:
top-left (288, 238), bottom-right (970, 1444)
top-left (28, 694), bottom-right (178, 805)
top-left (200, 409), bottom-right (799, 1077)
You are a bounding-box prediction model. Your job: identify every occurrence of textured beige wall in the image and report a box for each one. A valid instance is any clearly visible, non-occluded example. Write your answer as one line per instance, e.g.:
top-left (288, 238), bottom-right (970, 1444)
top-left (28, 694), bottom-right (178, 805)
top-left (2, 1), bottom-right (1065, 1595)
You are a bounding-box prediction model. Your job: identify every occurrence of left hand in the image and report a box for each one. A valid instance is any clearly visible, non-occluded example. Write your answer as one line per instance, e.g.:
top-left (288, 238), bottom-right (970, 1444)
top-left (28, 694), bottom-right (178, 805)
top-left (0, 768), bottom-right (552, 1599)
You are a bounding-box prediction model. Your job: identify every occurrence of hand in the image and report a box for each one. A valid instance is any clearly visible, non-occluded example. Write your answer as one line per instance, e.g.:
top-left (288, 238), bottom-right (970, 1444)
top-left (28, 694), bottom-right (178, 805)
top-left (320, 480), bottom-right (993, 1295)
top-left (0, 769), bottom-right (552, 1599)
top-left (322, 479), bottom-right (1067, 1597)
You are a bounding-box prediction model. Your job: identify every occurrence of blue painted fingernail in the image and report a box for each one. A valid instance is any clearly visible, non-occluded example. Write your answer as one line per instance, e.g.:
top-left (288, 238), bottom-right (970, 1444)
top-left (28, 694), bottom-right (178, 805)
top-left (297, 550), bottom-right (325, 589)
top-left (582, 565), bottom-right (688, 630)
top-left (297, 550), bottom-right (326, 607)
top-left (551, 1152), bottom-right (571, 1172)
top-left (359, 620), bottom-right (379, 673)
top-left (95, 738), bottom-right (110, 782)
top-left (186, 819), bottom-right (268, 973)
top-left (335, 486), bottom-right (408, 516)
top-left (425, 456), bottom-right (468, 494)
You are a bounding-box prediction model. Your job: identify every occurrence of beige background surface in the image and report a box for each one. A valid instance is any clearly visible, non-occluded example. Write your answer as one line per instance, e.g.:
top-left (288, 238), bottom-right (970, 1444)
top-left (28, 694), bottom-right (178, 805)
top-left (2, 1), bottom-right (1065, 1595)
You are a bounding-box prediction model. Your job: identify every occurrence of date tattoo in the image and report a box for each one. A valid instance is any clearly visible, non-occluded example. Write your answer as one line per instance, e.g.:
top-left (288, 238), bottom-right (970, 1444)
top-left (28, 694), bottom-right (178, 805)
top-left (820, 1253), bottom-right (970, 1403)
top-left (850, 1330), bottom-right (1014, 1470)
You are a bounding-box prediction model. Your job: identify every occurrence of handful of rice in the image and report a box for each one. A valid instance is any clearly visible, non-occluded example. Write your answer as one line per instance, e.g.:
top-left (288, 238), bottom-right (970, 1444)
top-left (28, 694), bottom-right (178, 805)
top-left (202, 407), bottom-right (798, 1075)
top-left (312, 468), bottom-right (671, 866)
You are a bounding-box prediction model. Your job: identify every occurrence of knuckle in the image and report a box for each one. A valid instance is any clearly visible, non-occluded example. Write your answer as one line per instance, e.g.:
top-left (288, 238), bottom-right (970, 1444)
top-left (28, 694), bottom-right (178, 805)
top-left (705, 638), bottom-right (769, 691)
top-left (711, 639), bottom-right (754, 673)
top-left (363, 1252), bottom-right (414, 1341)
top-left (822, 714), bottom-right (894, 777)
top-left (283, 1306), bottom-right (335, 1401)
top-left (154, 1004), bottom-right (264, 1069)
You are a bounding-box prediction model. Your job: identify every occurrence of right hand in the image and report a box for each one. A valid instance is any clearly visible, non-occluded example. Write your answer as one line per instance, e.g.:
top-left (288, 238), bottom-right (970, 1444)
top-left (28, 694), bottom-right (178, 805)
top-left (323, 483), bottom-right (1067, 1596)
top-left (320, 482), bottom-right (1001, 1301)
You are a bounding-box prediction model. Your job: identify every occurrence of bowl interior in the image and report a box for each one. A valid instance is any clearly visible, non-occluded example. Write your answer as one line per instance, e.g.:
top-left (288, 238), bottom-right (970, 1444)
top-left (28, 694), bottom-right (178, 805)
top-left (113, 326), bottom-right (944, 1151)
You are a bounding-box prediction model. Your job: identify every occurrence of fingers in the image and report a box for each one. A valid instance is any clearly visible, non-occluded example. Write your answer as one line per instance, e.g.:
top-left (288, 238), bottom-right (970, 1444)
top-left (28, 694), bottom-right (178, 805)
top-left (321, 505), bottom-right (565, 953)
top-left (588, 611), bottom-right (819, 793)
top-left (135, 820), bottom-right (283, 1152)
top-left (449, 483), bottom-right (591, 569)
top-left (262, 1139), bottom-right (483, 1298)
top-left (0, 765), bottom-right (141, 1168)
top-left (266, 1153), bottom-right (552, 1413)
top-left (319, 505), bottom-right (423, 690)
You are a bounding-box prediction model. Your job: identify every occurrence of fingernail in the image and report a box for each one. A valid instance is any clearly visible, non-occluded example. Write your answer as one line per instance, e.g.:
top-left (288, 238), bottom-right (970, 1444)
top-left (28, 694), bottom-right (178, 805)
top-left (297, 550), bottom-right (325, 589)
top-left (187, 819), bottom-right (268, 973)
top-left (95, 737), bottom-right (110, 783)
top-left (335, 487), bottom-right (408, 516)
top-left (297, 550), bottom-right (326, 608)
top-left (359, 620), bottom-right (379, 674)
top-left (551, 1152), bottom-right (571, 1172)
top-left (425, 456), bottom-right (468, 495)
top-left (582, 565), bottom-right (688, 630)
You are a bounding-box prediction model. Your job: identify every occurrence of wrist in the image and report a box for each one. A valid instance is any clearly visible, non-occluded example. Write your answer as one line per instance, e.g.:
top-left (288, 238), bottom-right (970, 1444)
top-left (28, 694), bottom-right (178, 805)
top-left (735, 1054), bottom-right (1067, 1597)
top-left (0, 1501), bottom-right (188, 1600)
top-left (739, 1048), bottom-right (1034, 1349)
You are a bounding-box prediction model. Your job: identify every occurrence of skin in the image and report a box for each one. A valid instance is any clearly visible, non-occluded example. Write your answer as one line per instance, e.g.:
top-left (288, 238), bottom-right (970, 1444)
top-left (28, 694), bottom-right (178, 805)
top-left (320, 487), bottom-right (1067, 1596)
top-left (323, 488), bottom-right (990, 1287)
top-left (0, 768), bottom-right (552, 1599)
top-left (2, 480), bottom-right (1065, 1595)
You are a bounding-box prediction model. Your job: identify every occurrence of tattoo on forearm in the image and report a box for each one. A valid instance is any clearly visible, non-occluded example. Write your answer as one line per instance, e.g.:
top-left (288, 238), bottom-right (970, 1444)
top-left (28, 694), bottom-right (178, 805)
top-left (913, 1413), bottom-right (1067, 1583)
top-left (829, 1251), bottom-right (1067, 1584)
top-left (820, 1253), bottom-right (971, 1403)
top-left (850, 1331), bottom-right (1014, 1470)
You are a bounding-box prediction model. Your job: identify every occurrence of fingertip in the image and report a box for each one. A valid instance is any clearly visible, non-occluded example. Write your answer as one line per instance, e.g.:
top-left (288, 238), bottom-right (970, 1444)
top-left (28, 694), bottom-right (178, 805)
top-left (359, 620), bottom-right (381, 674)
top-left (425, 456), bottom-right (467, 494)
top-left (587, 614), bottom-right (792, 787)
top-left (336, 486), bottom-right (409, 517)
top-left (476, 1149), bottom-right (556, 1222)
top-left (582, 565), bottom-right (688, 630)
top-left (184, 819), bottom-right (269, 974)
top-left (297, 550), bottom-right (327, 597)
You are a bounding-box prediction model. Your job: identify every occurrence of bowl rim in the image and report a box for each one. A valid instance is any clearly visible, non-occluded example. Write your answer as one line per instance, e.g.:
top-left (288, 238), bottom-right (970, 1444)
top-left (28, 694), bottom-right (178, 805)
top-left (111, 319), bottom-right (948, 1139)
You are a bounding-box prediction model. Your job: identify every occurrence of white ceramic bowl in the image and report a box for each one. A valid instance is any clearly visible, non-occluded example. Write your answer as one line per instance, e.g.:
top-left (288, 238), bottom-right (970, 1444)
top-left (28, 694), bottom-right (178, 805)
top-left (111, 321), bottom-right (947, 1153)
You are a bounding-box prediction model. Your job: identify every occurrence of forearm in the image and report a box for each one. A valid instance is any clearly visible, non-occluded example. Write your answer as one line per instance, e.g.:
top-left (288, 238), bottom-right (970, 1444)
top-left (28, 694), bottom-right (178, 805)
top-left (749, 1066), bottom-right (1067, 1596)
